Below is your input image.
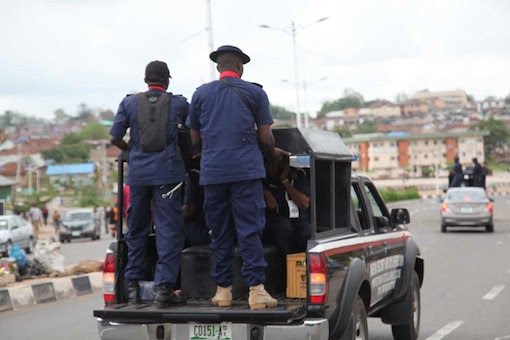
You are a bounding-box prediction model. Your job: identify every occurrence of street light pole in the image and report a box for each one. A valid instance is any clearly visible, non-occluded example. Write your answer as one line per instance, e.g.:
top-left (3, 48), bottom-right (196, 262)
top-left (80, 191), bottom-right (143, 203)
top-left (205, 0), bottom-right (215, 81)
top-left (290, 21), bottom-right (301, 128)
top-left (259, 17), bottom-right (329, 129)
top-left (303, 77), bottom-right (327, 128)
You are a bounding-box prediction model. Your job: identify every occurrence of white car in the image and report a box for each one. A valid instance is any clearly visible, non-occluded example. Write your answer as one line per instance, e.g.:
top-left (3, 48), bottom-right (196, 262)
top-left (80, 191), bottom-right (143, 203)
top-left (0, 215), bottom-right (36, 255)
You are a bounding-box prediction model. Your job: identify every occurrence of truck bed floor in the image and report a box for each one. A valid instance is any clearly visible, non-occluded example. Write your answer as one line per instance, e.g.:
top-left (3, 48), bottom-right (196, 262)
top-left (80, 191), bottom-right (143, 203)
top-left (94, 296), bottom-right (307, 324)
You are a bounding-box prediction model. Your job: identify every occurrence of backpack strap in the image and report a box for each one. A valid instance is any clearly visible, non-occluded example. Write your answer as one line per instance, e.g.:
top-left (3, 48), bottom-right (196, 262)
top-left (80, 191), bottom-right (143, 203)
top-left (221, 79), bottom-right (257, 116)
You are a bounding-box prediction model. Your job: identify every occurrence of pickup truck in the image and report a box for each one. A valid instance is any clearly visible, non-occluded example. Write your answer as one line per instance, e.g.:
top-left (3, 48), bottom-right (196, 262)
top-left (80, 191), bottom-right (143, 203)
top-left (94, 128), bottom-right (424, 340)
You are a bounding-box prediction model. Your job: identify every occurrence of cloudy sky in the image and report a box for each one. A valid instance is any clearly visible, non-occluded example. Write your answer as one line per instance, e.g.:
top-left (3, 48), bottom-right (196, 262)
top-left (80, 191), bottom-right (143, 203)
top-left (1, 0), bottom-right (509, 120)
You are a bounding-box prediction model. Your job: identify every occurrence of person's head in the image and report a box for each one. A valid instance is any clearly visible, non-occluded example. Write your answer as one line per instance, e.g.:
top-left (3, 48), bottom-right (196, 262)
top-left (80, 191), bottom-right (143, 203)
top-left (144, 60), bottom-right (171, 89)
top-left (209, 45), bottom-right (250, 77)
top-left (472, 157), bottom-right (478, 164)
top-left (454, 156), bottom-right (459, 163)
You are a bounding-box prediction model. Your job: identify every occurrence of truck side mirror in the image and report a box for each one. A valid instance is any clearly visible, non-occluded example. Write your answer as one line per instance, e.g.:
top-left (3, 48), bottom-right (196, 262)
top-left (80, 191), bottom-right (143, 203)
top-left (390, 208), bottom-right (410, 225)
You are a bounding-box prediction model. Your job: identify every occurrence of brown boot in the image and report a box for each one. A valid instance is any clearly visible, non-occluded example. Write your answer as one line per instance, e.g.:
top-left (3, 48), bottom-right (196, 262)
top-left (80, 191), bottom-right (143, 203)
top-left (249, 284), bottom-right (278, 310)
top-left (211, 286), bottom-right (232, 307)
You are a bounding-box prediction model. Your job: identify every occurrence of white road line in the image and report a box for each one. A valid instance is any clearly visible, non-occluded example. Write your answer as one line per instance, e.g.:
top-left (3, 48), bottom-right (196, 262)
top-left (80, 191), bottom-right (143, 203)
top-left (494, 335), bottom-right (510, 340)
top-left (483, 285), bottom-right (505, 300)
top-left (425, 321), bottom-right (464, 340)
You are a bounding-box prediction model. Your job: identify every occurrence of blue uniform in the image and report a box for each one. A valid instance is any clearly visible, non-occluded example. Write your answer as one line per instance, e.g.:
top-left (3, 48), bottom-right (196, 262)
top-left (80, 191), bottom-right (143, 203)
top-left (110, 89), bottom-right (188, 287)
top-left (186, 76), bottom-right (273, 287)
top-left (263, 168), bottom-right (311, 255)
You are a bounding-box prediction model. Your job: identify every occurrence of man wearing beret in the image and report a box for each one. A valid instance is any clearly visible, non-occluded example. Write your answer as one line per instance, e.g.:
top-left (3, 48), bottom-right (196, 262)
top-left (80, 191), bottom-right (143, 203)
top-left (110, 60), bottom-right (188, 308)
top-left (187, 45), bottom-right (278, 309)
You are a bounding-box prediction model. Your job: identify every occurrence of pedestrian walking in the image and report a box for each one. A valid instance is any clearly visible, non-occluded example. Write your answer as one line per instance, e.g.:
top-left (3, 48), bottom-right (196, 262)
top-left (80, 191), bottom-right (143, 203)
top-left (52, 209), bottom-right (61, 232)
top-left (110, 60), bottom-right (188, 308)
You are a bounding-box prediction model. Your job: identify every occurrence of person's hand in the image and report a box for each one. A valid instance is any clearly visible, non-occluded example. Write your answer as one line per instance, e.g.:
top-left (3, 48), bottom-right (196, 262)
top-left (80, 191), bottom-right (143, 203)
top-left (182, 204), bottom-right (197, 220)
top-left (264, 189), bottom-right (278, 211)
top-left (280, 164), bottom-right (290, 183)
top-left (274, 147), bottom-right (290, 162)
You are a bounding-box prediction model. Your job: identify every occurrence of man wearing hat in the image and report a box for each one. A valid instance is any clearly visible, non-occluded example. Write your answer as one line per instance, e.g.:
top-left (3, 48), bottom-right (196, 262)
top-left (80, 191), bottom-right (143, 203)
top-left (110, 60), bottom-right (188, 308)
top-left (187, 45), bottom-right (278, 310)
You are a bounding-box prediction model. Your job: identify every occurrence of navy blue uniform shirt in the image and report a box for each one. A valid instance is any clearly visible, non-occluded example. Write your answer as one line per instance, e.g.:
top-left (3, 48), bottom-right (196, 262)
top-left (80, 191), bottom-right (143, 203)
top-left (110, 90), bottom-right (189, 186)
top-left (186, 77), bottom-right (273, 185)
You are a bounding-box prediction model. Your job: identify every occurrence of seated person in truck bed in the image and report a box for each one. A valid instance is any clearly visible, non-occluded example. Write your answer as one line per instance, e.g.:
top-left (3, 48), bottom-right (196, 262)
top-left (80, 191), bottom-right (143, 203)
top-left (263, 156), bottom-right (311, 259)
top-left (182, 169), bottom-right (211, 247)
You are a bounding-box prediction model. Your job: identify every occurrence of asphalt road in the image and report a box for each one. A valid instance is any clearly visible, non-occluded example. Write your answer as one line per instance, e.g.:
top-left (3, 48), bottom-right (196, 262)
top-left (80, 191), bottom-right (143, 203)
top-left (2, 197), bottom-right (510, 340)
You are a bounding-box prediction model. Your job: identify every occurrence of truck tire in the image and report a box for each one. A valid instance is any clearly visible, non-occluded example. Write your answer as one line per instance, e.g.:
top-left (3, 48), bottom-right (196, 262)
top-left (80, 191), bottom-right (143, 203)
top-left (341, 295), bottom-right (368, 340)
top-left (391, 272), bottom-right (420, 340)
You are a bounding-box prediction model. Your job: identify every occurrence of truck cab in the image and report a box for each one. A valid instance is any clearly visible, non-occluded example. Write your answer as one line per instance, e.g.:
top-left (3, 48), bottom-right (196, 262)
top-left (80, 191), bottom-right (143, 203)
top-left (94, 128), bottom-right (424, 340)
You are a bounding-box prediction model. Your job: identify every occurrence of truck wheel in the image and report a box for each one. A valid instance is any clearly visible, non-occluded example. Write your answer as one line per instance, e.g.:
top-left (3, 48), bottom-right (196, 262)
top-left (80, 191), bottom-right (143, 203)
top-left (341, 295), bottom-right (368, 340)
top-left (486, 223), bottom-right (494, 233)
top-left (391, 272), bottom-right (420, 340)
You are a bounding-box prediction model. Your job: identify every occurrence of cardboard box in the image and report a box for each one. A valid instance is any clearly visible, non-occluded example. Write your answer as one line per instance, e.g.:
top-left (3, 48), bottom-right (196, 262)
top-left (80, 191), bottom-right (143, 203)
top-left (286, 252), bottom-right (307, 298)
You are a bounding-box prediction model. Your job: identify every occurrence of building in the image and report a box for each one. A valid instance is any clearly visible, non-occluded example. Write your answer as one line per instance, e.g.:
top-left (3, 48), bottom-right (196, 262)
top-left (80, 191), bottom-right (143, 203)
top-left (410, 89), bottom-right (470, 112)
top-left (325, 108), bottom-right (359, 130)
top-left (345, 130), bottom-right (488, 177)
top-left (359, 100), bottom-right (401, 121)
top-left (46, 163), bottom-right (96, 186)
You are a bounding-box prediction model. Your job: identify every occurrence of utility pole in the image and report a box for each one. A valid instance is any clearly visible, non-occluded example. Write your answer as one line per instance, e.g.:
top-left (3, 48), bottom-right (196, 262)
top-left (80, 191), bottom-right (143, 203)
top-left (205, 0), bottom-right (215, 81)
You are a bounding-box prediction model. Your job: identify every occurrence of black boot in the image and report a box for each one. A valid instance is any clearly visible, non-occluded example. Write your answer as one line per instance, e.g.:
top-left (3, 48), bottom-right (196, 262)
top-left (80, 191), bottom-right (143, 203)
top-left (154, 284), bottom-right (186, 308)
top-left (127, 281), bottom-right (140, 305)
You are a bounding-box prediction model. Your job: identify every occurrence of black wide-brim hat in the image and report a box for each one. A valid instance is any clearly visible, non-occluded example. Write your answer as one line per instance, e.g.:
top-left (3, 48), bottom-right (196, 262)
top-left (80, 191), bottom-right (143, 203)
top-left (209, 45), bottom-right (250, 64)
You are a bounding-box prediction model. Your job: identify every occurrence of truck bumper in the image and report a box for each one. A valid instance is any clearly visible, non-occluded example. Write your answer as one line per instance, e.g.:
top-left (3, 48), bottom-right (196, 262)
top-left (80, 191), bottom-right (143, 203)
top-left (96, 317), bottom-right (329, 340)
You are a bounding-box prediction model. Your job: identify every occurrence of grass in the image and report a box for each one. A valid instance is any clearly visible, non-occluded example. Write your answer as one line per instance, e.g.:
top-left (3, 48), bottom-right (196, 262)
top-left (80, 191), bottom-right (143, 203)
top-left (379, 187), bottom-right (421, 203)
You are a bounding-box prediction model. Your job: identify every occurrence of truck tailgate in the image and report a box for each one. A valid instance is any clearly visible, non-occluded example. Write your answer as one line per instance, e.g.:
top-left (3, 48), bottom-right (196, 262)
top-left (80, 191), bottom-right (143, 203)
top-left (94, 298), bottom-right (306, 324)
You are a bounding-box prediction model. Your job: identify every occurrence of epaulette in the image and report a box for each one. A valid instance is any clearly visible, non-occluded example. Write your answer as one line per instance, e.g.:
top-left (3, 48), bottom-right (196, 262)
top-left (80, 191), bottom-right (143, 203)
top-left (125, 93), bottom-right (134, 97)
top-left (251, 82), bottom-right (263, 88)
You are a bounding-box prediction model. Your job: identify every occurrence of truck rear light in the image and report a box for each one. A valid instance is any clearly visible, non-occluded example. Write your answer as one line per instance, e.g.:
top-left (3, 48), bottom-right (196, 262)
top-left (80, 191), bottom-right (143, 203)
top-left (485, 202), bottom-right (493, 213)
top-left (103, 252), bottom-right (116, 304)
top-left (440, 203), bottom-right (449, 212)
top-left (309, 253), bottom-right (328, 305)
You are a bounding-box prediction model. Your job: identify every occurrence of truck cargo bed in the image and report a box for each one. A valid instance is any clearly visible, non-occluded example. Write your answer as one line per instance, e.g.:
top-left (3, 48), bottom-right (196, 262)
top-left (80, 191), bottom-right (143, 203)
top-left (94, 296), bottom-right (306, 324)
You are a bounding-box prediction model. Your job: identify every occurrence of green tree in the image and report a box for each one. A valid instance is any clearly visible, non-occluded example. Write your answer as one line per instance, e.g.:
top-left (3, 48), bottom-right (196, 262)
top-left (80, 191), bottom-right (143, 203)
top-left (333, 127), bottom-right (353, 138)
top-left (79, 122), bottom-right (108, 140)
top-left (61, 132), bottom-right (82, 145)
top-left (54, 108), bottom-right (71, 122)
top-left (99, 109), bottom-right (115, 121)
top-left (74, 103), bottom-right (96, 123)
top-left (356, 120), bottom-right (377, 133)
top-left (471, 117), bottom-right (510, 160)
top-left (270, 104), bottom-right (295, 120)
top-left (317, 89), bottom-right (364, 118)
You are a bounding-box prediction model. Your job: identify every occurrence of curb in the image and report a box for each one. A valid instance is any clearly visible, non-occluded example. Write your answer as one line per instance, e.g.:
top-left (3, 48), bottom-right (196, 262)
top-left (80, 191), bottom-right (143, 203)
top-left (0, 272), bottom-right (102, 312)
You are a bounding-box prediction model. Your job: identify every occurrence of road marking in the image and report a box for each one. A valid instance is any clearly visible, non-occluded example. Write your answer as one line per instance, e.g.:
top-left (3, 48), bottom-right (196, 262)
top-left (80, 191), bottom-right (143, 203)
top-left (425, 321), bottom-right (464, 340)
top-left (494, 335), bottom-right (510, 340)
top-left (483, 285), bottom-right (505, 300)
top-left (497, 241), bottom-right (503, 245)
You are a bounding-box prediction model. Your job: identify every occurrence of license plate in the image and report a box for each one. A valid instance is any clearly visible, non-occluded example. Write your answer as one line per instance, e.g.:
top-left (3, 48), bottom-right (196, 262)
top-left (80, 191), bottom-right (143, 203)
top-left (72, 231), bottom-right (81, 237)
top-left (460, 207), bottom-right (472, 213)
top-left (189, 323), bottom-right (232, 340)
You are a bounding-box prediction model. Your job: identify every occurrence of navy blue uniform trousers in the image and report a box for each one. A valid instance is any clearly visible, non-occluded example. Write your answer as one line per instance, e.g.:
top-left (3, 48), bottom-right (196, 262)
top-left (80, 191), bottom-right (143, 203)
top-left (124, 184), bottom-right (184, 287)
top-left (204, 179), bottom-right (267, 287)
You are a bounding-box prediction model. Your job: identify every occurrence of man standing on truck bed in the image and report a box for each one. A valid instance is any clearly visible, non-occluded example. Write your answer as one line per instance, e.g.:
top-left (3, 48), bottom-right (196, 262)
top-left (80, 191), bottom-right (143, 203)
top-left (187, 45), bottom-right (278, 310)
top-left (110, 60), bottom-right (188, 308)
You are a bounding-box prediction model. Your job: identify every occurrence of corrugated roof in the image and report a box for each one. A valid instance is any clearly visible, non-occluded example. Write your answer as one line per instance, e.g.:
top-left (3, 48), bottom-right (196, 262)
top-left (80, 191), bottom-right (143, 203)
top-left (46, 163), bottom-right (96, 176)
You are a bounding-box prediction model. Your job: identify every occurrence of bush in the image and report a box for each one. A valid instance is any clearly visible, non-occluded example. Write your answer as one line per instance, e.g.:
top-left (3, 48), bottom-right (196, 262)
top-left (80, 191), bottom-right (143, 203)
top-left (379, 187), bottom-right (420, 203)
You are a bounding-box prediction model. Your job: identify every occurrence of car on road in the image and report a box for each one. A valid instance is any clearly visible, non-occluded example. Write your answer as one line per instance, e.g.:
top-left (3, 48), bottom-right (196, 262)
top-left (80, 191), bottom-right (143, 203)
top-left (0, 215), bottom-right (35, 256)
top-left (58, 208), bottom-right (100, 242)
top-left (440, 187), bottom-right (494, 232)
